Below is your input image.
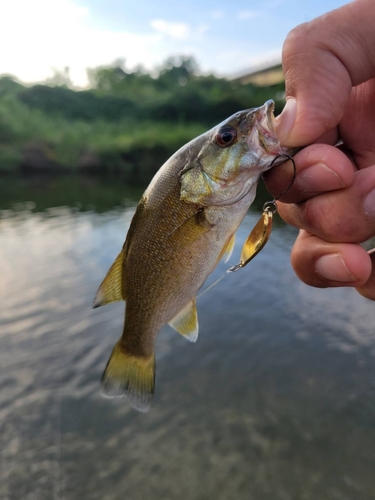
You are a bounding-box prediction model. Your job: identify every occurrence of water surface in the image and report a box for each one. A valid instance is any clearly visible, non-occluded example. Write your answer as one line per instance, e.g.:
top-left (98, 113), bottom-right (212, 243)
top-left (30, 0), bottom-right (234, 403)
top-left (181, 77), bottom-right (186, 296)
top-left (1, 175), bottom-right (375, 500)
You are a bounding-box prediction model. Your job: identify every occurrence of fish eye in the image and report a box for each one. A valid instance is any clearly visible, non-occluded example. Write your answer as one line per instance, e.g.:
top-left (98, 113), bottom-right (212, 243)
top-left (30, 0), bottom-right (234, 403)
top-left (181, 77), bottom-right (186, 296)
top-left (216, 127), bottom-right (237, 147)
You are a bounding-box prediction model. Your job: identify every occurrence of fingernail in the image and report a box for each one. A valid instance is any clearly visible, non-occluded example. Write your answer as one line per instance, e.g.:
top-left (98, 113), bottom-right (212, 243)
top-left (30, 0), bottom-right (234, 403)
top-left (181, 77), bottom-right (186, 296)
top-left (363, 188), bottom-right (375, 217)
top-left (315, 253), bottom-right (356, 282)
top-left (298, 163), bottom-right (346, 192)
top-left (275, 98), bottom-right (297, 143)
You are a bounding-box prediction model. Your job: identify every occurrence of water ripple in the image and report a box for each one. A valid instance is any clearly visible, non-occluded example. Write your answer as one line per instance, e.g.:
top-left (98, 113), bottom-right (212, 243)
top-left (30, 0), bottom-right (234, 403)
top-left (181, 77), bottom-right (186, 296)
top-left (1, 205), bottom-right (375, 499)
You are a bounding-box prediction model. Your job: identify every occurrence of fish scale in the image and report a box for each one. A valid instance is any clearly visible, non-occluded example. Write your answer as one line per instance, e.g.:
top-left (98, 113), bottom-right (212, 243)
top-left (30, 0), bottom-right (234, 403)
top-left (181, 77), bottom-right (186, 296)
top-left (93, 99), bottom-right (293, 411)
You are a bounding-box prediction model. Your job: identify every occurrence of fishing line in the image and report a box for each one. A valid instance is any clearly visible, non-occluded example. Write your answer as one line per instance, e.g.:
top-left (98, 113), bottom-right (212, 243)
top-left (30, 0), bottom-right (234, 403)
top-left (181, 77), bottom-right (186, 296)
top-left (197, 273), bottom-right (227, 299)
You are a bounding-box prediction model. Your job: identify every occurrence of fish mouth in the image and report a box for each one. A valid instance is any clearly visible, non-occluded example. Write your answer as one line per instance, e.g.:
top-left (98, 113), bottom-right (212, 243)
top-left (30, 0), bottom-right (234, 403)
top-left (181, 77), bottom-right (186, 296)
top-left (261, 99), bottom-right (276, 133)
top-left (254, 100), bottom-right (279, 153)
top-left (253, 100), bottom-right (297, 160)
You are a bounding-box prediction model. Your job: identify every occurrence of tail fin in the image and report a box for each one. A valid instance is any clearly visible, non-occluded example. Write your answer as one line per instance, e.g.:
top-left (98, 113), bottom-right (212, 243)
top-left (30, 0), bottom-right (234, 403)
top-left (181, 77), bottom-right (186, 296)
top-left (101, 340), bottom-right (155, 412)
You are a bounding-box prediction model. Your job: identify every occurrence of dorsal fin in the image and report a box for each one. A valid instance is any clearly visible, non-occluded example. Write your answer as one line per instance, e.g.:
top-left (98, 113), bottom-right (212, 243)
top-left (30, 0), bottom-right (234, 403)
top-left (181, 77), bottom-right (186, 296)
top-left (93, 249), bottom-right (126, 308)
top-left (169, 299), bottom-right (199, 342)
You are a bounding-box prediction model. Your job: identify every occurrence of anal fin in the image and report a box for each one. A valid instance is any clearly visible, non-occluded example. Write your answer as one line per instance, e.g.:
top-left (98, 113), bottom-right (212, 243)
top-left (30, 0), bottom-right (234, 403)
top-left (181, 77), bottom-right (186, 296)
top-left (93, 248), bottom-right (126, 308)
top-left (169, 299), bottom-right (199, 342)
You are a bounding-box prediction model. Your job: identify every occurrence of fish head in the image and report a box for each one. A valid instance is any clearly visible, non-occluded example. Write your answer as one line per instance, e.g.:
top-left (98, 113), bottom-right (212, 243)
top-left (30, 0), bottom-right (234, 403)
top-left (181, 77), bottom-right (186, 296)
top-left (180, 100), bottom-right (295, 206)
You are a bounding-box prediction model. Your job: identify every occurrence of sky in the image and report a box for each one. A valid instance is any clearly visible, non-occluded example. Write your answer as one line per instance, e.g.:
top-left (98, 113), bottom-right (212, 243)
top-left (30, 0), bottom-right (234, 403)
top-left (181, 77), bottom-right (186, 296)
top-left (0, 0), bottom-right (350, 87)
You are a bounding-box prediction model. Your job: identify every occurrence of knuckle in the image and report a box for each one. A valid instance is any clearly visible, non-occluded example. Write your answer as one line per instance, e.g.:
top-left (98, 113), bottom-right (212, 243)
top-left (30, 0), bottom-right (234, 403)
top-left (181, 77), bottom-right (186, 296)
top-left (283, 23), bottom-right (310, 58)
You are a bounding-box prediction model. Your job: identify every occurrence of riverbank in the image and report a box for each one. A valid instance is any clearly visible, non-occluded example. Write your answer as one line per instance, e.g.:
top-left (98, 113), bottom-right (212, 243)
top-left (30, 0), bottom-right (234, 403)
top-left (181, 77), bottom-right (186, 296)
top-left (0, 59), bottom-right (285, 183)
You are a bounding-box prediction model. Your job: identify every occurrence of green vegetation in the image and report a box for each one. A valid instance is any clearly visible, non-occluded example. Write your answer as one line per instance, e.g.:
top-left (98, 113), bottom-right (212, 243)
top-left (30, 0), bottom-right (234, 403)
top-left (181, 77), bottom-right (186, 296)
top-left (0, 57), bottom-right (285, 183)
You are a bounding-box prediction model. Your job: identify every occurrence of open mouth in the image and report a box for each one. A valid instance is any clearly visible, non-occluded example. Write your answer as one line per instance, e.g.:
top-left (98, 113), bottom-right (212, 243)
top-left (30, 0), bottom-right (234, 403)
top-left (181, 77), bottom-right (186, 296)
top-left (257, 100), bottom-right (300, 161)
top-left (264, 99), bottom-right (276, 130)
top-left (252, 100), bottom-right (280, 155)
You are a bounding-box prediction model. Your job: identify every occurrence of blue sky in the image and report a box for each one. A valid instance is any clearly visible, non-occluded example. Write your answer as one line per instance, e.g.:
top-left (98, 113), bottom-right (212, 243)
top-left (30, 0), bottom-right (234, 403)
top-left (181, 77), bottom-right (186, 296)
top-left (0, 0), bottom-right (350, 86)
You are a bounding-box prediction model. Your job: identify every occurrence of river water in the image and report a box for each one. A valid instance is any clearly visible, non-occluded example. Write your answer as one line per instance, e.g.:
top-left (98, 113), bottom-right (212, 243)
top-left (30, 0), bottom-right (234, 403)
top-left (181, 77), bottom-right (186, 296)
top-left (1, 175), bottom-right (375, 500)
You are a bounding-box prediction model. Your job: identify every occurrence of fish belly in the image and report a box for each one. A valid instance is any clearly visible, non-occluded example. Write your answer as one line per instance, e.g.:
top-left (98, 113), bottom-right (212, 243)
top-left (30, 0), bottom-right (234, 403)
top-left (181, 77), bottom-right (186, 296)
top-left (121, 181), bottom-right (256, 356)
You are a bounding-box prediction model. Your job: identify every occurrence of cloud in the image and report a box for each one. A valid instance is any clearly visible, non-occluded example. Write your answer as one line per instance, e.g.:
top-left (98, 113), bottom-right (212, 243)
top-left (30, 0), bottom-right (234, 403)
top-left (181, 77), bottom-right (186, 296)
top-left (211, 10), bottom-right (225, 20)
top-left (150, 19), bottom-right (190, 39)
top-left (196, 24), bottom-right (210, 37)
top-left (0, 0), bottom-right (164, 86)
top-left (150, 19), bottom-right (209, 41)
top-left (237, 10), bottom-right (262, 20)
top-left (0, 0), bottom-right (278, 87)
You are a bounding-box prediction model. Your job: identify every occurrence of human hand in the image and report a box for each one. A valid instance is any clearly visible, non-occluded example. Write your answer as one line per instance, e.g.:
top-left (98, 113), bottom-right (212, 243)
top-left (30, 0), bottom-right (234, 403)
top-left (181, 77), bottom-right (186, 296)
top-left (265, 0), bottom-right (375, 300)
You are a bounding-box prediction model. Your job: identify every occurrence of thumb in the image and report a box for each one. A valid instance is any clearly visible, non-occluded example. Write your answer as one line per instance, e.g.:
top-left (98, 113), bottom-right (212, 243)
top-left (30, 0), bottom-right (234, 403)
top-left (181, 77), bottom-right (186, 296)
top-left (276, 0), bottom-right (375, 147)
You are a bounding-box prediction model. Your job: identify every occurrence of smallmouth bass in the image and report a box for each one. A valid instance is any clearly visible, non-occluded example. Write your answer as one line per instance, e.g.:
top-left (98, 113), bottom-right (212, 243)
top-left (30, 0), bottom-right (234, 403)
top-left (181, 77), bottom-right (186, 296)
top-left (94, 100), bottom-right (291, 411)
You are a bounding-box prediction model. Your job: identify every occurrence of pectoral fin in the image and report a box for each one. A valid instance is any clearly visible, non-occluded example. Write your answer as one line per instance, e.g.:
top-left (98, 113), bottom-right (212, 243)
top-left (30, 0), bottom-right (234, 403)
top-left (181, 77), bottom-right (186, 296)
top-left (240, 210), bottom-right (273, 267)
top-left (219, 233), bottom-right (236, 264)
top-left (169, 299), bottom-right (199, 342)
top-left (93, 249), bottom-right (126, 308)
top-left (167, 208), bottom-right (213, 248)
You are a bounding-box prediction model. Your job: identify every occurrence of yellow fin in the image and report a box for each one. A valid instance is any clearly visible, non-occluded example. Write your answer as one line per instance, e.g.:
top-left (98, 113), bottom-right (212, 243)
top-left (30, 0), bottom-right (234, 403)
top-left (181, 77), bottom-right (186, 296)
top-left (240, 210), bottom-right (273, 267)
top-left (220, 233), bottom-right (236, 263)
top-left (169, 299), bottom-right (199, 342)
top-left (167, 208), bottom-right (213, 248)
top-left (93, 249), bottom-right (125, 308)
top-left (101, 340), bottom-right (155, 412)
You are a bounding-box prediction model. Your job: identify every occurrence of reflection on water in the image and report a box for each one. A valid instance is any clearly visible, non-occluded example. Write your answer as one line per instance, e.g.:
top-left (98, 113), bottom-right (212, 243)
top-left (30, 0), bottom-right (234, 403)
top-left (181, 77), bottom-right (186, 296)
top-left (1, 175), bottom-right (375, 500)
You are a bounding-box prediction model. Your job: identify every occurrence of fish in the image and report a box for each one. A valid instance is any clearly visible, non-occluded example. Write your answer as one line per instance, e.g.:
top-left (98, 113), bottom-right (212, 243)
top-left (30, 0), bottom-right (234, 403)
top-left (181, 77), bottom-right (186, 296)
top-left (94, 99), bottom-right (292, 412)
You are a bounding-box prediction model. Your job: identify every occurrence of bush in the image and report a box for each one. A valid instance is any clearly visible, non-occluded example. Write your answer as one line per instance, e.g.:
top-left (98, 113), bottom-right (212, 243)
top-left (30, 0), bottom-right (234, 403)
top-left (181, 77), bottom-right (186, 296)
top-left (0, 59), bottom-right (285, 183)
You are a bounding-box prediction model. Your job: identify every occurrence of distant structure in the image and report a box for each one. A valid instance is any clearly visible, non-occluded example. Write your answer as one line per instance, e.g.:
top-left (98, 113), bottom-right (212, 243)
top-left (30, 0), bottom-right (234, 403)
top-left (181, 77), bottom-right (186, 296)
top-left (230, 56), bottom-right (283, 86)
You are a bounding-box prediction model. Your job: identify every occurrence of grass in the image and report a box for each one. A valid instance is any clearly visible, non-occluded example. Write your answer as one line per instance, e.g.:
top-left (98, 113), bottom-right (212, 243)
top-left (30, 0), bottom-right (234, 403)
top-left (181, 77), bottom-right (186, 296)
top-left (0, 65), bottom-right (286, 183)
top-left (0, 93), bottom-right (206, 179)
